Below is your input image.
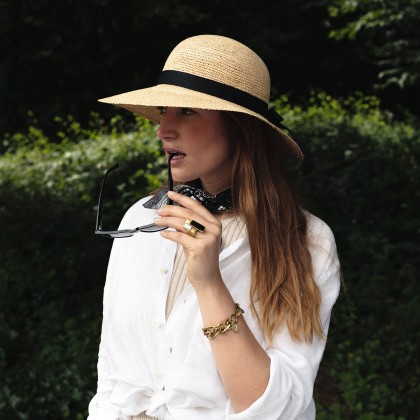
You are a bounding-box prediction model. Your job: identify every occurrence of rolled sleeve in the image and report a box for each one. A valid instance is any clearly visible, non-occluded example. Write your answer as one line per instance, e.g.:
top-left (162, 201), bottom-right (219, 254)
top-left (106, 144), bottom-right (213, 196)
top-left (225, 346), bottom-right (317, 419)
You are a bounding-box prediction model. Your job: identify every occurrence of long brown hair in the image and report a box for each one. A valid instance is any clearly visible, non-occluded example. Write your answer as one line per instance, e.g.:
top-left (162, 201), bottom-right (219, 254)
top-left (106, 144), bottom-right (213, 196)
top-left (223, 112), bottom-right (323, 343)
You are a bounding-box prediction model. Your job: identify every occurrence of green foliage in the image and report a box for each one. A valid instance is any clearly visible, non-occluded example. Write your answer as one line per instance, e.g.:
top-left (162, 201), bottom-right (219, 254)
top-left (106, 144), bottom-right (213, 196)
top-left (0, 117), bottom-right (166, 419)
top-left (1, 0), bottom-right (419, 138)
top-left (0, 94), bottom-right (419, 418)
top-left (0, 0), bottom-right (361, 135)
top-left (276, 92), bottom-right (419, 418)
top-left (328, 0), bottom-right (420, 90)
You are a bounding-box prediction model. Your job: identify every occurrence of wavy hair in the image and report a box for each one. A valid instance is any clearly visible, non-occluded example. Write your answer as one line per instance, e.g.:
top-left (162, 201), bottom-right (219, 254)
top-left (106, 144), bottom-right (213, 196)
top-left (222, 112), bottom-right (323, 343)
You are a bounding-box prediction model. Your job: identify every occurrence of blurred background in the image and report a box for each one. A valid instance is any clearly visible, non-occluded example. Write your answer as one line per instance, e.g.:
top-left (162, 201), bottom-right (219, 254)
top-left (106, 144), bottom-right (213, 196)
top-left (0, 0), bottom-right (419, 418)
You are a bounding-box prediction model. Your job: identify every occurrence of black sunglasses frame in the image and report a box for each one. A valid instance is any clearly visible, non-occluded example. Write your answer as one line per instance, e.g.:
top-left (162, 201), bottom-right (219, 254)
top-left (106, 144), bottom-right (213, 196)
top-left (95, 154), bottom-right (175, 238)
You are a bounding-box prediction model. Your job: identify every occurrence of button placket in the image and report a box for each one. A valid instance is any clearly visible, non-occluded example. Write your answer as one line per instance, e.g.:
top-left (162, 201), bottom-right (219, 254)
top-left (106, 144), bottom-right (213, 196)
top-left (153, 240), bottom-right (176, 392)
top-left (153, 309), bottom-right (167, 391)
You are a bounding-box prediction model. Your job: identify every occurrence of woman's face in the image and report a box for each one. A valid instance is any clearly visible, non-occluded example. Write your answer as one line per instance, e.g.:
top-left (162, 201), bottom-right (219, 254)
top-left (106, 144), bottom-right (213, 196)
top-left (156, 107), bottom-right (234, 194)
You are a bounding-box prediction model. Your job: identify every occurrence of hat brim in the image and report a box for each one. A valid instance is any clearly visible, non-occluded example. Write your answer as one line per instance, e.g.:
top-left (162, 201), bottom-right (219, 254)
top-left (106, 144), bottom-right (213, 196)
top-left (99, 84), bottom-right (303, 160)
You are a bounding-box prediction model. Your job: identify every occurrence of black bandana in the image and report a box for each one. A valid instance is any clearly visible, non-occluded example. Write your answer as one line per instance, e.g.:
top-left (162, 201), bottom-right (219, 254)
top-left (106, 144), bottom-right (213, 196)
top-left (143, 185), bottom-right (234, 213)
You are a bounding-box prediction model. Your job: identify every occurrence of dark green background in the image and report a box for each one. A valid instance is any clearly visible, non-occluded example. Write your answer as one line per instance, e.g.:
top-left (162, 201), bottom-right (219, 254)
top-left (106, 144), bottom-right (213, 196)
top-left (1, 0), bottom-right (419, 138)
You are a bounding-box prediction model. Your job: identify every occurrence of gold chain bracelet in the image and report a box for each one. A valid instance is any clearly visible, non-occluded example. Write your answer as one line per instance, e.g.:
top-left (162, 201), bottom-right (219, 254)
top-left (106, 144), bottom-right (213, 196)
top-left (202, 303), bottom-right (245, 340)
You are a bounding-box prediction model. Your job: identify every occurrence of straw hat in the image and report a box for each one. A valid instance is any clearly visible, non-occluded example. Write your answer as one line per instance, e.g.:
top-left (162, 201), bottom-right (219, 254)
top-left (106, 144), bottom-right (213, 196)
top-left (99, 34), bottom-right (313, 168)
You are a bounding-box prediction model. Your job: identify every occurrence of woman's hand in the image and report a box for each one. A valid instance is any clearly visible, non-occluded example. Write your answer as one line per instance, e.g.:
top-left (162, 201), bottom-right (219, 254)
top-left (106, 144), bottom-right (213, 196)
top-left (155, 191), bottom-right (271, 412)
top-left (154, 190), bottom-right (223, 290)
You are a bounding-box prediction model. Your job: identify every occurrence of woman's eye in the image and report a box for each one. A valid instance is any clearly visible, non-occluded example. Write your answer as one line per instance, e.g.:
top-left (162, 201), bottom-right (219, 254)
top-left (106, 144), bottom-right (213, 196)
top-left (157, 106), bottom-right (167, 115)
top-left (181, 108), bottom-right (195, 116)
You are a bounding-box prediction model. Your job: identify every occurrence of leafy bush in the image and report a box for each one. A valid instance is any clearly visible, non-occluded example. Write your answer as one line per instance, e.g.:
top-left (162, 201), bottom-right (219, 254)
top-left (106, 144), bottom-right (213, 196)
top-left (280, 93), bottom-right (419, 419)
top-left (0, 94), bottom-right (418, 418)
top-left (0, 118), bottom-right (166, 419)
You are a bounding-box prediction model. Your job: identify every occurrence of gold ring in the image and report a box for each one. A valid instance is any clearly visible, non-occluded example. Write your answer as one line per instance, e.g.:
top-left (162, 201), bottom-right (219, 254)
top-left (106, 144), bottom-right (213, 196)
top-left (183, 219), bottom-right (193, 232)
top-left (187, 227), bottom-right (198, 237)
top-left (183, 219), bottom-right (206, 235)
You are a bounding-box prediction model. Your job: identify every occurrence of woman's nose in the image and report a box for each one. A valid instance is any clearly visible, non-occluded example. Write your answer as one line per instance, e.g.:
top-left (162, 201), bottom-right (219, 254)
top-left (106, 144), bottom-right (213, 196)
top-left (156, 111), bottom-right (177, 140)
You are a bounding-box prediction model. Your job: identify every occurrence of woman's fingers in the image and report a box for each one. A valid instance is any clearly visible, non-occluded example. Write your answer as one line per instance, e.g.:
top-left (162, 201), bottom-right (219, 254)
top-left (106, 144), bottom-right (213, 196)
top-left (155, 191), bottom-right (221, 233)
top-left (154, 191), bottom-right (224, 288)
top-left (166, 191), bottom-right (219, 222)
top-left (155, 215), bottom-right (207, 238)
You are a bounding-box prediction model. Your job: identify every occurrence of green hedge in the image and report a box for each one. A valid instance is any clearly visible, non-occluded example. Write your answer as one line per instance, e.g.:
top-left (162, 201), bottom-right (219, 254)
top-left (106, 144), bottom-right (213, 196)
top-left (0, 94), bottom-right (418, 419)
top-left (0, 118), bottom-right (166, 419)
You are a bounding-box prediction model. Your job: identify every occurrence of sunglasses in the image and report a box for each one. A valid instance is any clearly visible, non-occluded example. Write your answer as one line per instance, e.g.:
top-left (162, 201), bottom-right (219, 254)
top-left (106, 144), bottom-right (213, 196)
top-left (95, 153), bottom-right (176, 238)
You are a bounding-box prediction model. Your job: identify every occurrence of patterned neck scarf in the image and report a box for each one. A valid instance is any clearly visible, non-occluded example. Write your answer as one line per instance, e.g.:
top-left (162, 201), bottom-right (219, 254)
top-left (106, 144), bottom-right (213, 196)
top-left (143, 184), bottom-right (234, 213)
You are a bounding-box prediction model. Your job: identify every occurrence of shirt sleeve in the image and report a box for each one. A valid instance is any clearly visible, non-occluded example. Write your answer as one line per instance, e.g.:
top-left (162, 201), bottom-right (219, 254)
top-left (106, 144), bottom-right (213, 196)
top-left (88, 199), bottom-right (152, 420)
top-left (225, 217), bottom-right (341, 420)
top-left (87, 238), bottom-right (125, 420)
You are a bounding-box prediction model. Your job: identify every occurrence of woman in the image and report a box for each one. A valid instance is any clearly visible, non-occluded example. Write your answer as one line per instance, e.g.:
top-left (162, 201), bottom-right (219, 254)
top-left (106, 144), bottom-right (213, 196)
top-left (88, 34), bottom-right (340, 420)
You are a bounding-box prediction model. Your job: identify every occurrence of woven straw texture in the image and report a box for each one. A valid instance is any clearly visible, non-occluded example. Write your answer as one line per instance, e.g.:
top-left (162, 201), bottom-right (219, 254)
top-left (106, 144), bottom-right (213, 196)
top-left (99, 34), bottom-right (302, 159)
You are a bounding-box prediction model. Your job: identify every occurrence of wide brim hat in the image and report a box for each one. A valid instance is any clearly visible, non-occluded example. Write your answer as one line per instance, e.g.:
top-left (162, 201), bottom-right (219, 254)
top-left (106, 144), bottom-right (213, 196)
top-left (99, 34), bottom-right (313, 171)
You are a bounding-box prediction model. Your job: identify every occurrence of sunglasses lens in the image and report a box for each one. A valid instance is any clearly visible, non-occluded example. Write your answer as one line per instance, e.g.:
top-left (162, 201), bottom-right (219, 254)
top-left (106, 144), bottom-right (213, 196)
top-left (110, 232), bottom-right (134, 238)
top-left (96, 229), bottom-right (134, 238)
top-left (139, 223), bottom-right (168, 233)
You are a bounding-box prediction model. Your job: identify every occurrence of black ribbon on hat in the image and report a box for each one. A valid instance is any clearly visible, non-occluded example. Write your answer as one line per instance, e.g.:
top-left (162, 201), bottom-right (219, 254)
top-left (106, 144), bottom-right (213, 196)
top-left (158, 70), bottom-right (315, 175)
top-left (267, 109), bottom-right (315, 176)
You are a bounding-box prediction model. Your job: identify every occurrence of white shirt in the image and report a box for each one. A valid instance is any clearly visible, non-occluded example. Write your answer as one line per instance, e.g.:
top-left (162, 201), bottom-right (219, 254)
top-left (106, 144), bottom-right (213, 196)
top-left (88, 197), bottom-right (341, 420)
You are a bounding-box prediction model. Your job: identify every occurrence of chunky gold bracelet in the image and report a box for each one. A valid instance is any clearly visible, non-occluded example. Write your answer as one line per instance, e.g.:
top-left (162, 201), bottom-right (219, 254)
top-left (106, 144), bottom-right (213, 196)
top-left (202, 303), bottom-right (245, 340)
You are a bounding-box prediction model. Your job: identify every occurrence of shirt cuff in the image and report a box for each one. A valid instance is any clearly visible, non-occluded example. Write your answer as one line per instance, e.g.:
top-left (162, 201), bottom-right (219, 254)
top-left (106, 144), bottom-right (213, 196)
top-left (225, 350), bottom-right (312, 419)
top-left (88, 394), bottom-right (124, 420)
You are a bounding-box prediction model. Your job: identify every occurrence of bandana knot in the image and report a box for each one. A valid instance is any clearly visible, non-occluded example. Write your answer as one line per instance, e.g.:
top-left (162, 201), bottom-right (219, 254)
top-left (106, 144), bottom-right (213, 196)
top-left (143, 185), bottom-right (234, 213)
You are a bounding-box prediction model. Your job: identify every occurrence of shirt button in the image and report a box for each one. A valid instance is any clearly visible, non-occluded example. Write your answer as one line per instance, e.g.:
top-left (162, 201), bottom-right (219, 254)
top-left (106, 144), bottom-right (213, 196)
top-left (160, 268), bottom-right (168, 274)
top-left (153, 321), bottom-right (162, 328)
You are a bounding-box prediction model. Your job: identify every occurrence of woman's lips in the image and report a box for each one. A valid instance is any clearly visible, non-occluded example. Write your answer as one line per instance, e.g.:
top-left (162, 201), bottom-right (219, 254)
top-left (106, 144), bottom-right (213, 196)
top-left (167, 151), bottom-right (186, 163)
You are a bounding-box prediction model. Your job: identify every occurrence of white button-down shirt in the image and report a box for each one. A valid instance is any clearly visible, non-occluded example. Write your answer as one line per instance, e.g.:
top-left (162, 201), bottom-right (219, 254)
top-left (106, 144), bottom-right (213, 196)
top-left (88, 197), bottom-right (340, 420)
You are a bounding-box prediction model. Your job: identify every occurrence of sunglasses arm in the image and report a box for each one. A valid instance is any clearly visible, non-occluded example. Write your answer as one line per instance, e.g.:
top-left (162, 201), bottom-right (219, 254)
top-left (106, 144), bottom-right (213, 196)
top-left (95, 164), bottom-right (120, 231)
